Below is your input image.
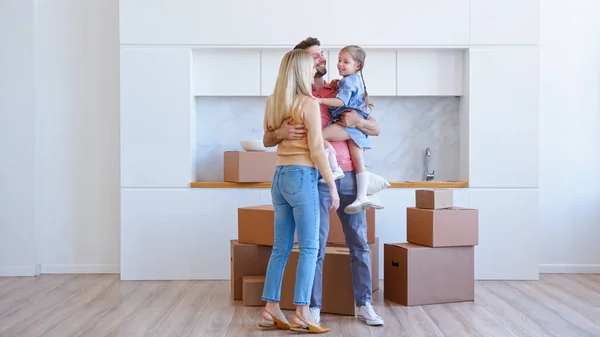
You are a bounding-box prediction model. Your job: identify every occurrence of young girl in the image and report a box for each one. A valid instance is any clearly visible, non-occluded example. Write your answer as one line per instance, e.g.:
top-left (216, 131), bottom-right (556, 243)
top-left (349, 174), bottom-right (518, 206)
top-left (317, 45), bottom-right (378, 215)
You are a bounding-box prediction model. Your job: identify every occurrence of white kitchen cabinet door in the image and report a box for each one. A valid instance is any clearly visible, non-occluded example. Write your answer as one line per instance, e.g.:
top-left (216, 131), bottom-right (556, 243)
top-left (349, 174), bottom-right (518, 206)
top-left (327, 49), bottom-right (396, 96)
top-left (120, 47), bottom-right (195, 188)
top-left (467, 48), bottom-right (539, 188)
top-left (327, 0), bottom-right (470, 46)
top-left (469, 189), bottom-right (539, 280)
top-left (396, 49), bottom-right (464, 96)
top-left (470, 0), bottom-right (540, 45)
top-left (121, 188), bottom-right (263, 280)
top-left (260, 50), bottom-right (288, 96)
top-left (120, 0), bottom-right (329, 46)
top-left (193, 50), bottom-right (260, 96)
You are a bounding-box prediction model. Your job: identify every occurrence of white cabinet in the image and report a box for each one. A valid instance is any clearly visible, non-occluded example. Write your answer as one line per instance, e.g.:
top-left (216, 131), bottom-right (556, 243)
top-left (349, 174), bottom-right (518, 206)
top-left (192, 50), bottom-right (260, 96)
top-left (467, 48), bottom-right (539, 188)
top-left (328, 0), bottom-right (470, 46)
top-left (470, 189), bottom-right (539, 280)
top-left (120, 47), bottom-right (195, 188)
top-left (120, 0), bottom-right (329, 46)
top-left (396, 49), bottom-right (464, 96)
top-left (260, 50), bottom-right (287, 96)
top-left (327, 49), bottom-right (396, 96)
top-left (121, 188), bottom-right (263, 280)
top-left (470, 0), bottom-right (540, 45)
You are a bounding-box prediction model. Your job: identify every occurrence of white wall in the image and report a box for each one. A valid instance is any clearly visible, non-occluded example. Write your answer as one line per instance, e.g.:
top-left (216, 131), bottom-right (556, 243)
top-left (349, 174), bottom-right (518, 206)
top-left (539, 0), bottom-right (600, 272)
top-left (0, 0), bottom-right (38, 276)
top-left (0, 0), bottom-right (121, 275)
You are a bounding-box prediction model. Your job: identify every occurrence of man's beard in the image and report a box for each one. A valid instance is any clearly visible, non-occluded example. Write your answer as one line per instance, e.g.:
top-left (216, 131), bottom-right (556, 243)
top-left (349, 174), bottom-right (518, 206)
top-left (314, 63), bottom-right (327, 78)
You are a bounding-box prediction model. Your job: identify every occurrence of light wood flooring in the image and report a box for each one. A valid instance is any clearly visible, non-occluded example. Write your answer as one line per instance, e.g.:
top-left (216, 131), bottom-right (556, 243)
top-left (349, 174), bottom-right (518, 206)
top-left (1, 274), bottom-right (600, 336)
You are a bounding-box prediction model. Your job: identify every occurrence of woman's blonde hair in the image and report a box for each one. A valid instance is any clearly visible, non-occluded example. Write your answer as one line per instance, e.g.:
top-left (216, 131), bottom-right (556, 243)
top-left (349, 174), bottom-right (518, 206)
top-left (265, 49), bottom-right (315, 131)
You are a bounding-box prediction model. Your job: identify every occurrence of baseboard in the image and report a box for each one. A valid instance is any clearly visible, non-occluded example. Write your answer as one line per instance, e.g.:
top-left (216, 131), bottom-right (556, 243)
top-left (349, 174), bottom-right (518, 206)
top-left (0, 266), bottom-right (38, 277)
top-left (539, 264), bottom-right (600, 273)
top-left (41, 265), bottom-right (120, 274)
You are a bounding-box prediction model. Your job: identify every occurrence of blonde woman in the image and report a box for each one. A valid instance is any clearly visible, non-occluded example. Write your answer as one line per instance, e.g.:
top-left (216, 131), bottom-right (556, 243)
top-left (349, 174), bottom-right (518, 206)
top-left (258, 49), bottom-right (339, 334)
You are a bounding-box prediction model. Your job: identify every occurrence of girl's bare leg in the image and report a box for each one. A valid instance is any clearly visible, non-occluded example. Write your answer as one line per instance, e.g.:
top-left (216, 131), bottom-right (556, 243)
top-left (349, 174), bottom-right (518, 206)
top-left (319, 124), bottom-right (350, 183)
top-left (344, 140), bottom-right (375, 214)
top-left (348, 140), bottom-right (366, 174)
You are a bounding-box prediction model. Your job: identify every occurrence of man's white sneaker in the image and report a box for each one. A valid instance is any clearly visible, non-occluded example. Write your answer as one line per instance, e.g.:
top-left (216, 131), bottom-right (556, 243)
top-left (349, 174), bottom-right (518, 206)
top-left (309, 307), bottom-right (321, 325)
top-left (357, 302), bottom-right (384, 326)
top-left (318, 166), bottom-right (345, 183)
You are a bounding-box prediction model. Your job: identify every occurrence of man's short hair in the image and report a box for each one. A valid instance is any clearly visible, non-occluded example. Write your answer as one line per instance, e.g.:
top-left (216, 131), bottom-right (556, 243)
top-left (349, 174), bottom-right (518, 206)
top-left (294, 37), bottom-right (321, 50)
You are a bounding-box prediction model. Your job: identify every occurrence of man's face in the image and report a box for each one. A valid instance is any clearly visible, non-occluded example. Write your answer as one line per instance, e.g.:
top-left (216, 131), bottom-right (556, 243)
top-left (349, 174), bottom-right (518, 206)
top-left (305, 45), bottom-right (327, 78)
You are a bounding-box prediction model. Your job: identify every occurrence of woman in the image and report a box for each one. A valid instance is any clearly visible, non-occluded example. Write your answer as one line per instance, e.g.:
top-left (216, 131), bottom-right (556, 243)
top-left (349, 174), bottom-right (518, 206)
top-left (258, 49), bottom-right (340, 333)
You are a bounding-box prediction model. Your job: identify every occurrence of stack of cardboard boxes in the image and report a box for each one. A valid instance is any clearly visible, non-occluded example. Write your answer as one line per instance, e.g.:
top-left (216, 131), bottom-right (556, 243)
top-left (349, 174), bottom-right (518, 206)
top-left (231, 205), bottom-right (379, 315)
top-left (384, 188), bottom-right (479, 306)
top-left (226, 150), bottom-right (381, 315)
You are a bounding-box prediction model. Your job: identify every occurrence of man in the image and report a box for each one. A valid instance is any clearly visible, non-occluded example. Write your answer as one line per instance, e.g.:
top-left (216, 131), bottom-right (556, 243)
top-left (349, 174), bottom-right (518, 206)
top-left (263, 37), bottom-right (384, 326)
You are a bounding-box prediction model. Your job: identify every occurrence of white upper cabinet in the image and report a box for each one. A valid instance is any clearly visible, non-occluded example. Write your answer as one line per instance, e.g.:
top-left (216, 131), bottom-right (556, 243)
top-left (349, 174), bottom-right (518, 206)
top-left (120, 0), bottom-right (329, 45)
top-left (192, 50), bottom-right (261, 96)
top-left (327, 0), bottom-right (470, 46)
top-left (327, 49), bottom-right (397, 96)
top-left (260, 50), bottom-right (287, 96)
top-left (396, 49), bottom-right (464, 96)
top-left (470, 0), bottom-right (540, 45)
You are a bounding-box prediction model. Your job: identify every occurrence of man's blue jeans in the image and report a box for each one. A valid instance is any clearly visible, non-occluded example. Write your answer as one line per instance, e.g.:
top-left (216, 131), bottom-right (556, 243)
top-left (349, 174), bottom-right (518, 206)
top-left (262, 165), bottom-right (320, 305)
top-left (311, 170), bottom-right (373, 308)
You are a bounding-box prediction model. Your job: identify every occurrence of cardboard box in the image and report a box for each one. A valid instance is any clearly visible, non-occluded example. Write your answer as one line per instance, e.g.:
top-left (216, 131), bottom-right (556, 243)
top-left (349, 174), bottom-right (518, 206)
top-left (242, 276), bottom-right (265, 306)
top-left (238, 205), bottom-right (298, 246)
top-left (327, 209), bottom-right (376, 245)
top-left (406, 207), bottom-right (478, 247)
top-left (224, 151), bottom-right (277, 183)
top-left (279, 238), bottom-right (380, 315)
top-left (415, 189), bottom-right (453, 209)
top-left (383, 243), bottom-right (474, 306)
top-left (230, 240), bottom-right (272, 300)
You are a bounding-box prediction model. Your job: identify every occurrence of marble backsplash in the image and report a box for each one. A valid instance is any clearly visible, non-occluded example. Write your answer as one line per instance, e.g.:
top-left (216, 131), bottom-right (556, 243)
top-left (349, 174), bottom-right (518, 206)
top-left (195, 96), bottom-right (460, 182)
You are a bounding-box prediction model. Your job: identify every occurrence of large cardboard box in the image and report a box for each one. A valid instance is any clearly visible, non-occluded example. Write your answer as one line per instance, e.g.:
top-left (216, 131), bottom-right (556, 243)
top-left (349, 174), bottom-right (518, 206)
top-left (242, 276), bottom-right (265, 306)
top-left (415, 189), bottom-right (454, 209)
top-left (238, 205), bottom-right (298, 246)
top-left (327, 209), bottom-right (376, 245)
top-left (406, 207), bottom-right (478, 247)
top-left (230, 240), bottom-right (272, 300)
top-left (279, 238), bottom-right (380, 315)
top-left (224, 151), bottom-right (277, 183)
top-left (383, 243), bottom-right (474, 306)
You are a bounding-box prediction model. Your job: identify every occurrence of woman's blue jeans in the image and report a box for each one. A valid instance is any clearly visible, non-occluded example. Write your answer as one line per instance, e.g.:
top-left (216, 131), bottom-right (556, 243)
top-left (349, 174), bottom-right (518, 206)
top-left (261, 165), bottom-right (320, 305)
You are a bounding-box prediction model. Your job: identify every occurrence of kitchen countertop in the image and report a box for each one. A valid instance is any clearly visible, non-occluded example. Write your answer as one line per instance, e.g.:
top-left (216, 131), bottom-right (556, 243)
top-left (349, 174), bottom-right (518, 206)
top-left (190, 181), bottom-right (468, 188)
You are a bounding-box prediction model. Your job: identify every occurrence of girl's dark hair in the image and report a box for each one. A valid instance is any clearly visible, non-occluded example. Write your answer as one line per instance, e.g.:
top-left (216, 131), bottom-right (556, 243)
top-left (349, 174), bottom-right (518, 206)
top-left (340, 45), bottom-right (373, 110)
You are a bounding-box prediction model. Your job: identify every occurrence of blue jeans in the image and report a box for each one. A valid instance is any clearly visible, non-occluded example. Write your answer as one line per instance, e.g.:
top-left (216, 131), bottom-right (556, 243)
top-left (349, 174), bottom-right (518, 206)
top-left (311, 171), bottom-right (372, 308)
top-left (261, 165), bottom-right (320, 305)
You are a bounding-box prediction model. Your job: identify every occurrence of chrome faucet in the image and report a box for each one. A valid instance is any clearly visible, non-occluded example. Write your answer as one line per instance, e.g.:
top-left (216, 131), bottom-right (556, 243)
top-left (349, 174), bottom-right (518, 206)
top-left (424, 147), bottom-right (435, 181)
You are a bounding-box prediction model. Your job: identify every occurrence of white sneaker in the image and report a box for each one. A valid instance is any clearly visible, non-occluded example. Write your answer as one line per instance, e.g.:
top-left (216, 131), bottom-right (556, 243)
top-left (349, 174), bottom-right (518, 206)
top-left (309, 307), bottom-right (321, 325)
top-left (357, 302), bottom-right (384, 326)
top-left (318, 166), bottom-right (345, 183)
top-left (344, 196), bottom-right (374, 214)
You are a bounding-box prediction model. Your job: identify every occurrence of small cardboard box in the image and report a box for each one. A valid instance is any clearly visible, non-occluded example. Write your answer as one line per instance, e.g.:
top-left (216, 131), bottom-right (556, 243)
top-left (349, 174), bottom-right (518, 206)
top-left (238, 205), bottom-right (298, 246)
top-left (242, 276), bottom-right (265, 306)
top-left (279, 238), bottom-right (380, 315)
top-left (383, 243), bottom-right (474, 306)
top-left (230, 240), bottom-right (272, 300)
top-left (406, 207), bottom-right (478, 247)
top-left (415, 189), bottom-right (453, 209)
top-left (224, 151), bottom-right (277, 183)
top-left (327, 209), bottom-right (376, 245)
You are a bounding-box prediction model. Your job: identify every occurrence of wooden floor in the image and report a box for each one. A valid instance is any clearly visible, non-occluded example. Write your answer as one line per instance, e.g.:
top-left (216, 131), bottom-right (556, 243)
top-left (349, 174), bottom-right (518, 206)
top-left (1, 274), bottom-right (600, 337)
